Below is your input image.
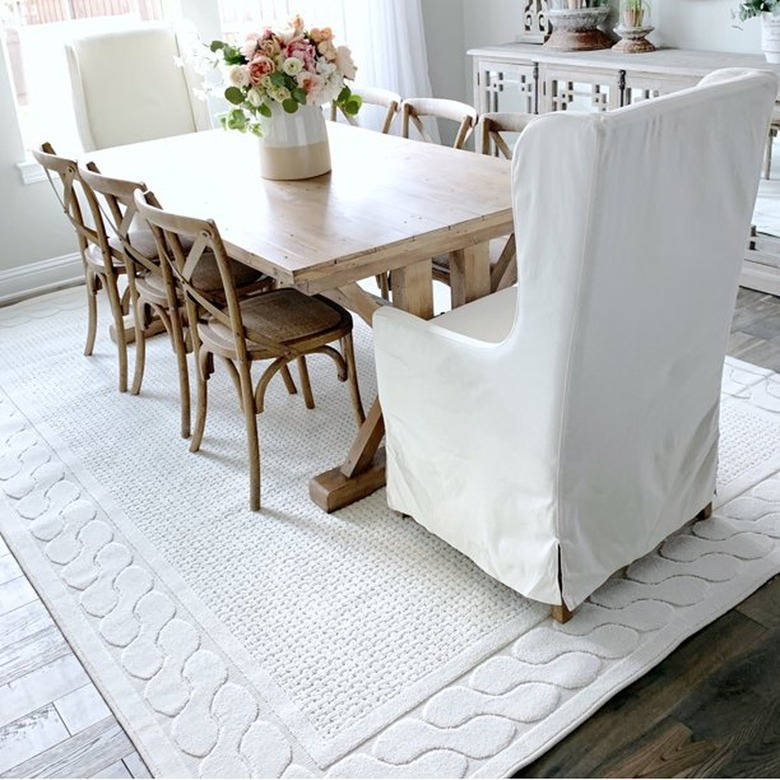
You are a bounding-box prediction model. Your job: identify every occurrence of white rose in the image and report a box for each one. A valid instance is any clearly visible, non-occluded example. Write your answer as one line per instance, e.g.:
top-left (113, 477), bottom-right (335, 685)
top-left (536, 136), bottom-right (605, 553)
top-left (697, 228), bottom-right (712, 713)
top-left (229, 65), bottom-right (251, 88)
top-left (247, 87), bottom-right (264, 107)
top-left (282, 57), bottom-right (304, 76)
top-left (271, 86), bottom-right (291, 102)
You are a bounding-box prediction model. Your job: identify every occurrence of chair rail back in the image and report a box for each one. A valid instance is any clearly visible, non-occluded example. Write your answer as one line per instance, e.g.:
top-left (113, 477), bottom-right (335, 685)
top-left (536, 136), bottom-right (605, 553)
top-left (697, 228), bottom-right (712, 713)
top-left (400, 97), bottom-right (477, 150)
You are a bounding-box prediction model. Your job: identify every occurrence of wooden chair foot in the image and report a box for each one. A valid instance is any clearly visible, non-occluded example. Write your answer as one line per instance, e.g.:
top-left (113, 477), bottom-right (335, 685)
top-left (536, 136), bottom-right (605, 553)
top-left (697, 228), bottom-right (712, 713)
top-left (551, 603), bottom-right (574, 623)
top-left (696, 501), bottom-right (713, 521)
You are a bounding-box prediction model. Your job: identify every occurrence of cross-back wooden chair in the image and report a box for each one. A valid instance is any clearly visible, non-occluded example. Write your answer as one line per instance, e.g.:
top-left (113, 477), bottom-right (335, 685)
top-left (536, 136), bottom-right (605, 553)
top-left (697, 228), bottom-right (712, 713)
top-left (77, 164), bottom-right (270, 438)
top-left (134, 189), bottom-right (366, 511)
top-left (32, 142), bottom-right (131, 392)
top-left (476, 111), bottom-right (536, 292)
top-left (330, 85), bottom-right (402, 135)
top-left (76, 163), bottom-right (191, 437)
top-left (400, 97), bottom-right (478, 150)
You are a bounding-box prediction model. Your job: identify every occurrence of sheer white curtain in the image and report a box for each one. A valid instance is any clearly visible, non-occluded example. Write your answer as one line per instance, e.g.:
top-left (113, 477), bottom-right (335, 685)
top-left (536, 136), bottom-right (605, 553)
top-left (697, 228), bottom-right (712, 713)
top-left (335, 0), bottom-right (433, 103)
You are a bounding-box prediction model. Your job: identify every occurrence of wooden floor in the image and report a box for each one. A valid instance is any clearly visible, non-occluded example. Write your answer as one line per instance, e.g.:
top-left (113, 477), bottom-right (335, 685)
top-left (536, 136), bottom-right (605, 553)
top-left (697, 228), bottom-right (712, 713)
top-left (517, 286), bottom-right (780, 779)
top-left (1, 286), bottom-right (780, 778)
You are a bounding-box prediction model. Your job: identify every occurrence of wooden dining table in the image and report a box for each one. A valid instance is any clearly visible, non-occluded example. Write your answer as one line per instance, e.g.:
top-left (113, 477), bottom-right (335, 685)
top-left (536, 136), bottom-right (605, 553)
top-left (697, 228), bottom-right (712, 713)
top-left (85, 121), bottom-right (514, 511)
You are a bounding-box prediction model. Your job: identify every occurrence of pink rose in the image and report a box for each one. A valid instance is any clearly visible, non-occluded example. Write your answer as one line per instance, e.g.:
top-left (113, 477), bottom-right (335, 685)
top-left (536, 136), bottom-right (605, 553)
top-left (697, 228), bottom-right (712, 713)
top-left (317, 39), bottom-right (337, 61)
top-left (248, 56), bottom-right (275, 84)
top-left (309, 27), bottom-right (333, 44)
top-left (240, 33), bottom-right (260, 60)
top-left (257, 37), bottom-right (280, 58)
top-left (286, 39), bottom-right (315, 66)
top-left (297, 71), bottom-right (324, 101)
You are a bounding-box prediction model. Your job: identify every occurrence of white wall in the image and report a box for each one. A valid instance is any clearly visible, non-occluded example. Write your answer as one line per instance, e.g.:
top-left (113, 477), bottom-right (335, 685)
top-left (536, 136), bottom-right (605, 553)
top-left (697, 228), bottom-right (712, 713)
top-left (0, 0), bottom-right (767, 289)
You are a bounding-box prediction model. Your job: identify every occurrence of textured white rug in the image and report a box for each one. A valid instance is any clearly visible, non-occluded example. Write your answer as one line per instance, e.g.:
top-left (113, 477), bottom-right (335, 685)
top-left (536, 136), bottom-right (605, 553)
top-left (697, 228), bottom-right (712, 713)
top-left (2, 287), bottom-right (780, 778)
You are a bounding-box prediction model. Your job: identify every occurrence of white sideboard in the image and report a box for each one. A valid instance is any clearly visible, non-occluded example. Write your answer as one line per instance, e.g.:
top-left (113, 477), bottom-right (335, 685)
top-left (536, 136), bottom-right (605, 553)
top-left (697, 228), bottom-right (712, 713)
top-left (468, 43), bottom-right (780, 295)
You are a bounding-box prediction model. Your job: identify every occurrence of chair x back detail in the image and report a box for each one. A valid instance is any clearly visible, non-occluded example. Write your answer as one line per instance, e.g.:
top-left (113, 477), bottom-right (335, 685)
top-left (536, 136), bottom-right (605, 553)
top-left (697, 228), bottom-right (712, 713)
top-left (400, 97), bottom-right (478, 150)
top-left (330, 85), bottom-right (402, 135)
top-left (134, 191), bottom-right (366, 511)
top-left (33, 142), bottom-right (131, 392)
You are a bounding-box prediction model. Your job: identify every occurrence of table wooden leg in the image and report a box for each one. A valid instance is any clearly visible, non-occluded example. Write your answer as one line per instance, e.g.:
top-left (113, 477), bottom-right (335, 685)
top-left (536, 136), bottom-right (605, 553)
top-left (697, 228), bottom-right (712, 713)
top-left (309, 400), bottom-right (387, 512)
top-left (391, 259), bottom-right (434, 319)
top-left (309, 264), bottom-right (433, 512)
top-left (449, 241), bottom-right (491, 308)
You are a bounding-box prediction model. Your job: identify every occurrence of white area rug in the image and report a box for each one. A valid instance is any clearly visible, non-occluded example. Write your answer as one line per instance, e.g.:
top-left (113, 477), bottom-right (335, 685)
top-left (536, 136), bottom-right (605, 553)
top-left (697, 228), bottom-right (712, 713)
top-left (2, 287), bottom-right (780, 778)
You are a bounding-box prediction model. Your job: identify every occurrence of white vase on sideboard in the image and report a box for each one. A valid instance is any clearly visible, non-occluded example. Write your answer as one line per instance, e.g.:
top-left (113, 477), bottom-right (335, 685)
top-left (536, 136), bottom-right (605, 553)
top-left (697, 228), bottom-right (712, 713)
top-left (761, 11), bottom-right (780, 64)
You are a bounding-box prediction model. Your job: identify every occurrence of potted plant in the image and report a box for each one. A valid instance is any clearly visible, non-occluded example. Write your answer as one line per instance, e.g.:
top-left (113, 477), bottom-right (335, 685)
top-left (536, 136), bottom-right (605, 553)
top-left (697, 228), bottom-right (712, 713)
top-left (621, 0), bottom-right (647, 29)
top-left (732, 0), bottom-right (780, 62)
top-left (733, 0), bottom-right (780, 22)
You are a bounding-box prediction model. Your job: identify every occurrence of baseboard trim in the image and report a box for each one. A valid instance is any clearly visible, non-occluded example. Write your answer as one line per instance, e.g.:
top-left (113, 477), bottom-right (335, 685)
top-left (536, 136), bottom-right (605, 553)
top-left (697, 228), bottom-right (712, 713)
top-left (0, 253), bottom-right (83, 307)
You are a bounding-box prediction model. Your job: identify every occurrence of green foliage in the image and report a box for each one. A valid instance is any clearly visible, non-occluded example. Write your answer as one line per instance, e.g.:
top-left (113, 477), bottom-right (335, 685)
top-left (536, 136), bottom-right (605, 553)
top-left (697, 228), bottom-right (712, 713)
top-left (733, 0), bottom-right (780, 21)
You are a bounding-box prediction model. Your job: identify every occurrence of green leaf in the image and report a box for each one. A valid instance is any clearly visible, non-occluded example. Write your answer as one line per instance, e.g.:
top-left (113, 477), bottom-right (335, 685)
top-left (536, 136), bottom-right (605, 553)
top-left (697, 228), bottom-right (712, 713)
top-left (282, 98), bottom-right (299, 113)
top-left (224, 86), bottom-right (245, 105)
top-left (343, 98), bottom-right (360, 116)
top-left (225, 108), bottom-right (247, 131)
top-left (209, 40), bottom-right (225, 52)
top-left (223, 52), bottom-right (245, 65)
top-left (337, 86), bottom-right (351, 104)
top-left (292, 88), bottom-right (307, 104)
top-left (258, 102), bottom-right (272, 118)
top-left (270, 71), bottom-right (287, 87)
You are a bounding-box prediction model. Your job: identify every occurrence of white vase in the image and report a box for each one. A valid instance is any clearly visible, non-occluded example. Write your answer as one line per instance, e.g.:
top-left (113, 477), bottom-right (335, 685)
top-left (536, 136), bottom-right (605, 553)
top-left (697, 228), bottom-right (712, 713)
top-left (258, 103), bottom-right (331, 181)
top-left (761, 12), bottom-right (780, 64)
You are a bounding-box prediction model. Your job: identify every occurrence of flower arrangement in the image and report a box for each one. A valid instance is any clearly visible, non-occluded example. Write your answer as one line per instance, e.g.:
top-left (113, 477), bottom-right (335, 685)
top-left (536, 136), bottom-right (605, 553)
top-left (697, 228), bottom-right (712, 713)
top-left (206, 14), bottom-right (361, 135)
top-left (733, 0), bottom-right (780, 21)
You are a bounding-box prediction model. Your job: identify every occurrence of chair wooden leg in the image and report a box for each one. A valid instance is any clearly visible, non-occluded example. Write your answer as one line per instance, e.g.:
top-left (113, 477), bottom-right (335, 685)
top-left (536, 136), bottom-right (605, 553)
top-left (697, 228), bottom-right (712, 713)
top-left (84, 274), bottom-right (98, 357)
top-left (129, 294), bottom-right (147, 397)
top-left (168, 303), bottom-right (191, 438)
top-left (377, 273), bottom-right (390, 300)
top-left (341, 333), bottom-right (365, 426)
top-left (238, 359), bottom-right (261, 511)
top-left (551, 603), bottom-right (574, 623)
top-left (280, 364), bottom-right (298, 395)
top-left (106, 278), bottom-right (128, 393)
top-left (297, 356), bottom-right (315, 409)
top-left (696, 502), bottom-right (713, 521)
top-left (765, 128), bottom-right (776, 180)
top-left (190, 348), bottom-right (210, 453)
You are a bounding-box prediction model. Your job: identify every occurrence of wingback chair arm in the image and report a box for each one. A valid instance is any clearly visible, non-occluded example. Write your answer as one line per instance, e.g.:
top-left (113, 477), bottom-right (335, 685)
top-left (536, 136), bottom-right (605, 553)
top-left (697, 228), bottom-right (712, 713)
top-left (373, 301), bottom-right (566, 605)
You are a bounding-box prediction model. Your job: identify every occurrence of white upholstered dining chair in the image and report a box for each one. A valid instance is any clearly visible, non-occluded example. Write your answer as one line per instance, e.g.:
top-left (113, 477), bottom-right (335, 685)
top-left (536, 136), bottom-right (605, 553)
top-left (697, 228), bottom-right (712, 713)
top-left (373, 68), bottom-right (777, 621)
top-left (66, 22), bottom-right (211, 151)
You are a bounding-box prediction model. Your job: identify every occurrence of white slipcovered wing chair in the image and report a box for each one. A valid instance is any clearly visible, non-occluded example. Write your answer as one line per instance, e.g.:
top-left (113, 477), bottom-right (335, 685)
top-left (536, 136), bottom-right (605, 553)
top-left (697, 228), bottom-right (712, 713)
top-left (373, 69), bottom-right (777, 617)
top-left (66, 23), bottom-right (211, 151)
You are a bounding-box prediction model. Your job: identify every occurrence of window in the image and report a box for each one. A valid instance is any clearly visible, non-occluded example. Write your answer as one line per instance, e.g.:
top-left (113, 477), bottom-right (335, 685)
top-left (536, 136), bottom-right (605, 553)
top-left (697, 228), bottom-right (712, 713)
top-left (2, 0), bottom-right (168, 150)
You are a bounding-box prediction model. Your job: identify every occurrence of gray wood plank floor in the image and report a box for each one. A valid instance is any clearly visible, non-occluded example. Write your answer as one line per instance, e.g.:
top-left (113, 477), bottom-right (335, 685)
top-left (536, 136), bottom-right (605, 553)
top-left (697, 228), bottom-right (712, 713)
top-left (1, 285), bottom-right (779, 778)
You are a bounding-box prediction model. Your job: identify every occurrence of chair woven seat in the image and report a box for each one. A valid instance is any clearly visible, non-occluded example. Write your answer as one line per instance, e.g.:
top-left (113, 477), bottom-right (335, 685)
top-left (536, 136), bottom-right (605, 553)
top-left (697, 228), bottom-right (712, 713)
top-left (200, 289), bottom-right (350, 360)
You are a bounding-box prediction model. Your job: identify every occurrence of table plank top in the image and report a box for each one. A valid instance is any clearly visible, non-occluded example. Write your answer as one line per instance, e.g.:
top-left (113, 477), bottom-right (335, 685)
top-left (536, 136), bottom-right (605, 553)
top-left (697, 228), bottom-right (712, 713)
top-left (85, 122), bottom-right (514, 294)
